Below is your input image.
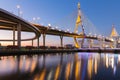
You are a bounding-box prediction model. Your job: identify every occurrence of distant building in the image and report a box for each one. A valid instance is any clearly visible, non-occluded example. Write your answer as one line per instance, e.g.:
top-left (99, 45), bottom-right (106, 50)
top-left (117, 43), bottom-right (120, 48)
top-left (65, 44), bottom-right (73, 49)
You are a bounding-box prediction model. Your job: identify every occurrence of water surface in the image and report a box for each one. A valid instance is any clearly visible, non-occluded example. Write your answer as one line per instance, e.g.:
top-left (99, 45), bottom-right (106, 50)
top-left (0, 52), bottom-right (120, 80)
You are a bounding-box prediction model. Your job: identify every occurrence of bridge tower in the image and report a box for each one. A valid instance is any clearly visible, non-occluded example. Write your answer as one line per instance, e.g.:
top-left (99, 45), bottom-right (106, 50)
top-left (74, 2), bottom-right (85, 48)
top-left (110, 25), bottom-right (119, 48)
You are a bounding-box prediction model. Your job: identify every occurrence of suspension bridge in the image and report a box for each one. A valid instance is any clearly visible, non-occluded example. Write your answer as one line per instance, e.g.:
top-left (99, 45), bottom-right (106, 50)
top-left (0, 2), bottom-right (119, 53)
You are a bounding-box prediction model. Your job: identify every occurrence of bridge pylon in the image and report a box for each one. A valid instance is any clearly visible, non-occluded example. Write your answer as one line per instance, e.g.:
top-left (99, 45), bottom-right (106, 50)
top-left (74, 2), bottom-right (85, 48)
top-left (110, 24), bottom-right (119, 48)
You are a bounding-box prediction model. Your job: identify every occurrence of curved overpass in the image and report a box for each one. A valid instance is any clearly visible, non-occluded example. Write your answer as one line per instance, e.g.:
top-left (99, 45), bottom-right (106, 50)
top-left (0, 8), bottom-right (41, 41)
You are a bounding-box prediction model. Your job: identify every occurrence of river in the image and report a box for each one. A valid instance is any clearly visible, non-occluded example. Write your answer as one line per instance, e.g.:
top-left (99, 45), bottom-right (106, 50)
top-left (0, 52), bottom-right (120, 80)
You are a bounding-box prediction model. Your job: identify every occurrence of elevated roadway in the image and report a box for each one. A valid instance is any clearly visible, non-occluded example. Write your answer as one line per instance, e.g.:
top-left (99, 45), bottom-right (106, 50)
top-left (0, 8), bottom-right (113, 48)
top-left (0, 8), bottom-right (40, 41)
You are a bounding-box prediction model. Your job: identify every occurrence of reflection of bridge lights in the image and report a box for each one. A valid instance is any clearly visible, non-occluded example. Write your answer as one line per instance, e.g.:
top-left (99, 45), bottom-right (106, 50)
top-left (75, 61), bottom-right (81, 80)
top-left (113, 66), bottom-right (116, 75)
top-left (105, 54), bottom-right (115, 69)
top-left (54, 64), bottom-right (60, 80)
top-left (87, 58), bottom-right (93, 79)
top-left (105, 54), bottom-right (109, 68)
top-left (110, 56), bottom-right (114, 68)
top-left (118, 55), bottom-right (120, 62)
top-left (94, 58), bottom-right (98, 74)
top-left (47, 70), bottom-right (53, 80)
top-left (65, 62), bottom-right (71, 80)
top-left (39, 69), bottom-right (46, 80)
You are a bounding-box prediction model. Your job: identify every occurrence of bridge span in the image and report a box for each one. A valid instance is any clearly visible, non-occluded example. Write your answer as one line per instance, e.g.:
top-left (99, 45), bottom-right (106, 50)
top-left (0, 4), bottom-right (113, 49)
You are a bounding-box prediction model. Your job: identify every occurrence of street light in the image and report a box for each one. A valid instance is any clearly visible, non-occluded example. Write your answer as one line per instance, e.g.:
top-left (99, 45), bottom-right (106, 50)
top-left (16, 5), bottom-right (20, 16)
top-left (32, 17), bottom-right (40, 23)
top-left (37, 17), bottom-right (40, 20)
top-left (67, 29), bottom-right (70, 32)
top-left (33, 17), bottom-right (36, 23)
top-left (48, 23), bottom-right (51, 27)
top-left (16, 5), bottom-right (20, 9)
top-left (55, 26), bottom-right (58, 29)
top-left (36, 17), bottom-right (40, 23)
top-left (20, 11), bottom-right (23, 17)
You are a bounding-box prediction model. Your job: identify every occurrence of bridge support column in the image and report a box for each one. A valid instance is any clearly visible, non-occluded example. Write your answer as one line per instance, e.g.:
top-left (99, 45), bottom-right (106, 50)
top-left (90, 40), bottom-right (93, 48)
top-left (113, 37), bottom-right (119, 48)
top-left (87, 39), bottom-right (92, 48)
top-left (81, 25), bottom-right (85, 48)
top-left (81, 38), bottom-right (84, 48)
top-left (13, 26), bottom-right (15, 46)
top-left (60, 35), bottom-right (63, 47)
top-left (17, 23), bottom-right (21, 49)
top-left (43, 33), bottom-right (46, 47)
top-left (37, 37), bottom-right (39, 48)
top-left (100, 39), bottom-right (103, 48)
top-left (32, 40), bottom-right (33, 46)
top-left (102, 38), bottom-right (105, 48)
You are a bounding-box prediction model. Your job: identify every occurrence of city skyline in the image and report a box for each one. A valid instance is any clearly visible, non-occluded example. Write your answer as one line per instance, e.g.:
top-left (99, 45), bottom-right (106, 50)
top-left (0, 0), bottom-right (120, 46)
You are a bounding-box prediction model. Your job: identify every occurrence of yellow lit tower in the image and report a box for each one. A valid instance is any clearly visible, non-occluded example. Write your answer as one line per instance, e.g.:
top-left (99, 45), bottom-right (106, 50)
top-left (110, 24), bottom-right (119, 48)
top-left (74, 2), bottom-right (85, 48)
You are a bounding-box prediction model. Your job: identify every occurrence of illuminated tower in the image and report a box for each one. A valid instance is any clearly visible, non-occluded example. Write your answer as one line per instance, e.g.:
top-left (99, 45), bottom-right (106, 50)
top-left (110, 24), bottom-right (119, 48)
top-left (74, 2), bottom-right (85, 48)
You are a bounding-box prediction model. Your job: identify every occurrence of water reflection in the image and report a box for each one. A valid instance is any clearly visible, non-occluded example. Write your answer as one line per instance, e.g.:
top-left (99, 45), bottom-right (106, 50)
top-left (0, 53), bottom-right (120, 80)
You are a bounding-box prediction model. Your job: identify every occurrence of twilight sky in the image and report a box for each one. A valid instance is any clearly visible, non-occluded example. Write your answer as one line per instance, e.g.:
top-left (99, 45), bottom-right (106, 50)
top-left (0, 0), bottom-right (120, 46)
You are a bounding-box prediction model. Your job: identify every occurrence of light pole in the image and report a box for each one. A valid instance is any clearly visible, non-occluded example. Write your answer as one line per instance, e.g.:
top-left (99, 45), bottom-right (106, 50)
top-left (16, 5), bottom-right (20, 16)
top-left (33, 17), bottom-right (36, 23)
top-left (19, 11), bottom-right (23, 17)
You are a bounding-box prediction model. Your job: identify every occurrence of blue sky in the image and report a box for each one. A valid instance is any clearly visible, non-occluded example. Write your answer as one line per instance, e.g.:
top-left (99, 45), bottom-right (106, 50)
top-left (0, 0), bottom-right (120, 46)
